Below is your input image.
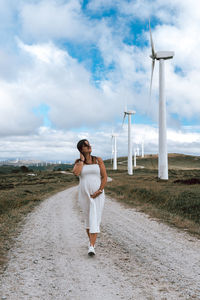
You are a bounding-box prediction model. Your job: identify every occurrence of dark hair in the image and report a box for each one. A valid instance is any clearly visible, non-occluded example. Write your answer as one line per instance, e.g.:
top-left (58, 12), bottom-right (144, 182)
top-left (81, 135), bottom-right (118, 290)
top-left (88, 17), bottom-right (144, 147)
top-left (77, 139), bottom-right (88, 153)
top-left (75, 139), bottom-right (97, 165)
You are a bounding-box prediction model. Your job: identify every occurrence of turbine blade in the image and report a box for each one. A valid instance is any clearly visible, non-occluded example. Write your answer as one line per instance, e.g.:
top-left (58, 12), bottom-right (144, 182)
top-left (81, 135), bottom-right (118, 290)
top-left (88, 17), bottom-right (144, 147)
top-left (122, 112), bottom-right (126, 127)
top-left (149, 59), bottom-right (155, 97)
top-left (149, 19), bottom-right (155, 58)
top-left (145, 58), bottom-right (155, 117)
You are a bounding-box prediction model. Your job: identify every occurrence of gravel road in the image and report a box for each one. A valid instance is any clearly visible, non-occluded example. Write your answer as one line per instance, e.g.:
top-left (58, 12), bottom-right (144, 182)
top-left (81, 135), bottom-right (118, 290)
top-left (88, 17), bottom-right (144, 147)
top-left (0, 186), bottom-right (200, 300)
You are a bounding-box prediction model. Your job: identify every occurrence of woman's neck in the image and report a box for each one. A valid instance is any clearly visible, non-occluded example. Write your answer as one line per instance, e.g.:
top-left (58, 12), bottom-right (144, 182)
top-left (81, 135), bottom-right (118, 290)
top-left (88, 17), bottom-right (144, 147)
top-left (84, 153), bottom-right (92, 163)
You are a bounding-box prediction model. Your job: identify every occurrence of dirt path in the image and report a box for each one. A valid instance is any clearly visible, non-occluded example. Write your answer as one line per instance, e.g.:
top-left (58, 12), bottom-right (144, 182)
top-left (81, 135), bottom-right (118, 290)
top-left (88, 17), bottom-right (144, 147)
top-left (0, 186), bottom-right (200, 300)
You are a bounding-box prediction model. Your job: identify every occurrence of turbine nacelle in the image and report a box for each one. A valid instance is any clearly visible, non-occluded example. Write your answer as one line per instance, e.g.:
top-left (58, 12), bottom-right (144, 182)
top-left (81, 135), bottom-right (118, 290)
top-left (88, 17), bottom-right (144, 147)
top-left (122, 108), bottom-right (136, 127)
top-left (149, 19), bottom-right (175, 97)
top-left (124, 110), bottom-right (136, 115)
top-left (150, 51), bottom-right (175, 60)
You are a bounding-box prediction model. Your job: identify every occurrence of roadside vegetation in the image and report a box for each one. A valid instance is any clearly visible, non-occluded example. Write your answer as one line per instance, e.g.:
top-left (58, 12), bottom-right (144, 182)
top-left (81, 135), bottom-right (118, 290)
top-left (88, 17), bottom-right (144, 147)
top-left (104, 154), bottom-right (200, 238)
top-left (0, 166), bottom-right (78, 273)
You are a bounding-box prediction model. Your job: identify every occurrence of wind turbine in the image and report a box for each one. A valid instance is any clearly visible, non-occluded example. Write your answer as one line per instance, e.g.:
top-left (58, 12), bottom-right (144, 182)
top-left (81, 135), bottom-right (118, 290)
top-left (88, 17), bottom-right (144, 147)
top-left (110, 139), bottom-right (113, 165)
top-left (122, 108), bottom-right (136, 175)
top-left (134, 149), bottom-right (137, 167)
top-left (141, 141), bottom-right (144, 158)
top-left (111, 133), bottom-right (118, 170)
top-left (149, 20), bottom-right (175, 180)
top-left (136, 145), bottom-right (140, 156)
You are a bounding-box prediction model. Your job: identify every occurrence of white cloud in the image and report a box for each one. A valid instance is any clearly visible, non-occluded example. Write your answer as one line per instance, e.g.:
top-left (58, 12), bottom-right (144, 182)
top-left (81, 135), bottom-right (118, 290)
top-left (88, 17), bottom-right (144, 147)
top-left (0, 0), bottom-right (200, 159)
top-left (86, 0), bottom-right (200, 122)
top-left (0, 79), bottom-right (42, 136)
top-left (0, 124), bottom-right (199, 161)
top-left (87, 0), bottom-right (177, 22)
top-left (20, 0), bottom-right (96, 42)
top-left (5, 0), bottom-right (200, 127)
top-left (0, 40), bottom-right (126, 137)
top-left (18, 41), bottom-right (121, 128)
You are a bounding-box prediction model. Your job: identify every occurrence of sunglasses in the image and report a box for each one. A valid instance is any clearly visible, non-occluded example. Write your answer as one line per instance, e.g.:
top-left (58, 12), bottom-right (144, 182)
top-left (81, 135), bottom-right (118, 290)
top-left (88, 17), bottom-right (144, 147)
top-left (82, 142), bottom-right (91, 148)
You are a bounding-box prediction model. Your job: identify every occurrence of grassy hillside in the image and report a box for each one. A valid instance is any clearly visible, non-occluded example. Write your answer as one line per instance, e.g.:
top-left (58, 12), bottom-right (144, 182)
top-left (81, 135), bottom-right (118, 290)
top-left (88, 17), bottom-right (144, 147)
top-left (104, 153), bottom-right (200, 170)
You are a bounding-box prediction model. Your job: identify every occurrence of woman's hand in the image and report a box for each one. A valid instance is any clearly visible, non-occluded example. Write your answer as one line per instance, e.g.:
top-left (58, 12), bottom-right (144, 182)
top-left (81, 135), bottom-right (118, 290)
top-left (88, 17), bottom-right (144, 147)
top-left (90, 190), bottom-right (102, 199)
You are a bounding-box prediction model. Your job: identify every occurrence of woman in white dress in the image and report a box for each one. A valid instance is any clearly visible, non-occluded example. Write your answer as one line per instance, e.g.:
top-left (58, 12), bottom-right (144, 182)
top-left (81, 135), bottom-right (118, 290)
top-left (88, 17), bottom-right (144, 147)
top-left (72, 139), bottom-right (107, 256)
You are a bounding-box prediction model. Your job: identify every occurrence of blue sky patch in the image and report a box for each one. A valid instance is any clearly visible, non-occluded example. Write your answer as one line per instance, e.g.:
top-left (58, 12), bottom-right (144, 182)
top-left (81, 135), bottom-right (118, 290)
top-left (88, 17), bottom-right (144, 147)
top-left (33, 103), bottom-right (52, 127)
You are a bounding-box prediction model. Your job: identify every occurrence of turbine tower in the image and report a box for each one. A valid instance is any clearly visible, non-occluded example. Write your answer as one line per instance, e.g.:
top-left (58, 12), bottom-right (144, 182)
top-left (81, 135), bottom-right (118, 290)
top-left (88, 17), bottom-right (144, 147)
top-left (149, 20), bottom-right (174, 180)
top-left (122, 109), bottom-right (136, 175)
top-left (137, 145), bottom-right (140, 156)
top-left (110, 141), bottom-right (114, 165)
top-left (141, 141), bottom-right (144, 158)
top-left (134, 149), bottom-right (137, 167)
top-left (111, 133), bottom-right (118, 170)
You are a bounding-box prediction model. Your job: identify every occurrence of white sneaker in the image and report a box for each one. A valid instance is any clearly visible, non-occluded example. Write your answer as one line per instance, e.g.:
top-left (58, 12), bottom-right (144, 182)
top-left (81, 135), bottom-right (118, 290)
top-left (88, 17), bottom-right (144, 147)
top-left (88, 245), bottom-right (95, 256)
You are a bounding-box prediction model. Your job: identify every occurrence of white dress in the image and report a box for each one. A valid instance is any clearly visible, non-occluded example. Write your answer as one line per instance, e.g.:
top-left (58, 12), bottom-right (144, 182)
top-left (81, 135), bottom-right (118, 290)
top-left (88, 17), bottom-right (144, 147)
top-left (78, 163), bottom-right (105, 233)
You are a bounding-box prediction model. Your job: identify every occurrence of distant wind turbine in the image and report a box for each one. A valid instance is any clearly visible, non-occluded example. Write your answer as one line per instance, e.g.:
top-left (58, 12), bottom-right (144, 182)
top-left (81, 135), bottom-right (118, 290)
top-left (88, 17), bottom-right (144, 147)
top-left (134, 149), bottom-right (137, 167)
top-left (122, 108), bottom-right (136, 175)
top-left (110, 138), bottom-right (114, 165)
top-left (111, 133), bottom-right (118, 170)
top-left (141, 141), bottom-right (144, 158)
top-left (137, 145), bottom-right (140, 156)
top-left (149, 20), bottom-right (175, 180)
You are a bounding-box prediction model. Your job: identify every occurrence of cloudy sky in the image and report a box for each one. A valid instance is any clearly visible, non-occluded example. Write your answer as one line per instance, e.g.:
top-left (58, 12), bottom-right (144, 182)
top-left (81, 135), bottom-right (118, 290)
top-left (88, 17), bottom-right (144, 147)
top-left (0, 0), bottom-right (200, 162)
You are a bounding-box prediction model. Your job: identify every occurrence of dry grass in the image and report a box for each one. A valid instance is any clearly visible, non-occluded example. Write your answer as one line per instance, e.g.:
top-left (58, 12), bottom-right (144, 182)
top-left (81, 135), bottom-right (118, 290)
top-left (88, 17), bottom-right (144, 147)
top-left (104, 155), bottom-right (200, 238)
top-left (0, 169), bottom-right (78, 273)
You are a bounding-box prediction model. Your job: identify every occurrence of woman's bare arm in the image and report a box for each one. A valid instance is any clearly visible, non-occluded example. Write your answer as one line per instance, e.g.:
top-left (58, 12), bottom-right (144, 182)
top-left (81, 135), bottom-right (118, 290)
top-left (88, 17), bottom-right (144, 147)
top-left (72, 160), bottom-right (84, 176)
top-left (98, 157), bottom-right (108, 190)
top-left (72, 152), bottom-right (85, 176)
